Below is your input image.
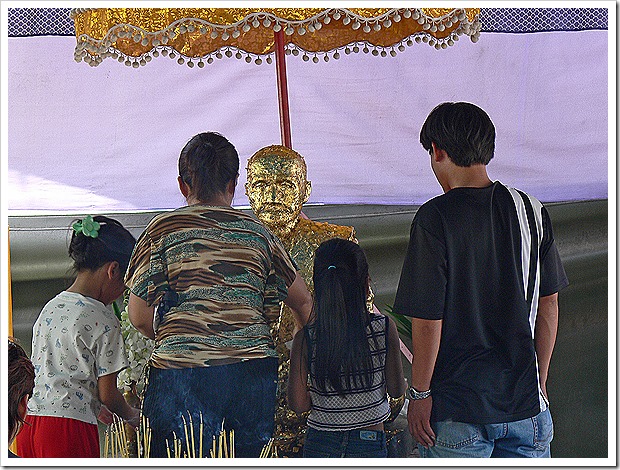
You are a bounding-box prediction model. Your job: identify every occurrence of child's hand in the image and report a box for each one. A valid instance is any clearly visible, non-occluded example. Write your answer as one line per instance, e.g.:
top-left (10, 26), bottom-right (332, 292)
top-left (125, 406), bottom-right (141, 429)
top-left (97, 405), bottom-right (114, 425)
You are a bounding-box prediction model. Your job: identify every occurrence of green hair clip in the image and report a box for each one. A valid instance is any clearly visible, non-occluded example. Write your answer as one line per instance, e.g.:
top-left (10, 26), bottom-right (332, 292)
top-left (72, 215), bottom-right (100, 238)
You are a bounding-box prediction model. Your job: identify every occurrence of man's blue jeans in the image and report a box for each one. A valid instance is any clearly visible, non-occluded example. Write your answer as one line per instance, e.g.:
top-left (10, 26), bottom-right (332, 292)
top-left (142, 357), bottom-right (278, 458)
top-left (419, 408), bottom-right (553, 458)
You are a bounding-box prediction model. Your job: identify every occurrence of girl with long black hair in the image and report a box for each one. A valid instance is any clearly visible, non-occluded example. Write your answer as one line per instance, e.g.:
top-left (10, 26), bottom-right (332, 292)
top-left (288, 238), bottom-right (406, 458)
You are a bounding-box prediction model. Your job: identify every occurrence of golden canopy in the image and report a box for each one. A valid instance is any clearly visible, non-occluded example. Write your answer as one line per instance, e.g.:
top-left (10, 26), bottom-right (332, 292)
top-left (72, 7), bottom-right (481, 67)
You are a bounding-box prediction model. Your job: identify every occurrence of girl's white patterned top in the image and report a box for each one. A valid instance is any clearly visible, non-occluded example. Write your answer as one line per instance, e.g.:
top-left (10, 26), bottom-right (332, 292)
top-left (28, 291), bottom-right (128, 424)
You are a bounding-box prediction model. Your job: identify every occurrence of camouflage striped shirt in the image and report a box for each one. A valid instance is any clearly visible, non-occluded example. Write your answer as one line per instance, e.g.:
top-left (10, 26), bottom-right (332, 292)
top-left (125, 205), bottom-right (297, 369)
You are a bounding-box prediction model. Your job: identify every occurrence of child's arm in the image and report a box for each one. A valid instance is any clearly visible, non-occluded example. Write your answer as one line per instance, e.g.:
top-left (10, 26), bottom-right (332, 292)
top-left (385, 316), bottom-right (407, 399)
top-left (287, 329), bottom-right (312, 414)
top-left (98, 372), bottom-right (141, 427)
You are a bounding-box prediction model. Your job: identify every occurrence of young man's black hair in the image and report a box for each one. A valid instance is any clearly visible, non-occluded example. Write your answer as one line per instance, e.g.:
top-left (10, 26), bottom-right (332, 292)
top-left (419, 101), bottom-right (495, 167)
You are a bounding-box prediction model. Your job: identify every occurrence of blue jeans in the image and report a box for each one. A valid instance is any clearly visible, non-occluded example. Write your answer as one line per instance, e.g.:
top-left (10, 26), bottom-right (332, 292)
top-left (419, 408), bottom-right (553, 458)
top-left (142, 357), bottom-right (278, 458)
top-left (303, 427), bottom-right (388, 458)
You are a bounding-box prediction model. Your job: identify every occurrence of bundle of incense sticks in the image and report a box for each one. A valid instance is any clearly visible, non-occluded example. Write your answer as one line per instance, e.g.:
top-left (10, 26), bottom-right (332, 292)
top-left (259, 438), bottom-right (278, 458)
top-left (103, 415), bottom-right (131, 458)
top-left (137, 414), bottom-right (152, 457)
top-left (103, 413), bottom-right (152, 458)
top-left (165, 411), bottom-right (221, 458)
top-left (207, 427), bottom-right (235, 458)
top-left (161, 421), bottom-right (277, 458)
top-left (105, 410), bottom-right (277, 458)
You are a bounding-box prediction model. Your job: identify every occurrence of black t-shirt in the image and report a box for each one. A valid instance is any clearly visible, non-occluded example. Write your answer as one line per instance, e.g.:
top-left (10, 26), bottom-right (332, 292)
top-left (393, 182), bottom-right (568, 424)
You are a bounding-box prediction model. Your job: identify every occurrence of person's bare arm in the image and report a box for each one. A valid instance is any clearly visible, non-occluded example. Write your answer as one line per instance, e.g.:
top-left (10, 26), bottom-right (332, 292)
top-left (127, 293), bottom-right (155, 340)
top-left (408, 318), bottom-right (442, 448)
top-left (98, 372), bottom-right (140, 427)
top-left (535, 293), bottom-right (559, 401)
top-left (283, 272), bottom-right (313, 334)
top-left (287, 329), bottom-right (312, 413)
top-left (385, 316), bottom-right (407, 398)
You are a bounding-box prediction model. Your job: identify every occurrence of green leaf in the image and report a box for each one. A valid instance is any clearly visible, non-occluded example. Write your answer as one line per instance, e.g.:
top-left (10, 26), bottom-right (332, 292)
top-left (382, 304), bottom-right (412, 339)
top-left (112, 300), bottom-right (122, 321)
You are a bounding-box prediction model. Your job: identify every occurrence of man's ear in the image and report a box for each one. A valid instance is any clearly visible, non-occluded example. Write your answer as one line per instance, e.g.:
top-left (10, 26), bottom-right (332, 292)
top-left (227, 177), bottom-right (237, 197)
top-left (302, 180), bottom-right (312, 204)
top-left (431, 142), bottom-right (447, 162)
top-left (178, 176), bottom-right (191, 198)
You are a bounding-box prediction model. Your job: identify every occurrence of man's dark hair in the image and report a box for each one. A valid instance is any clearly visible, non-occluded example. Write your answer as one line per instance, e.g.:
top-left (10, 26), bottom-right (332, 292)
top-left (419, 102), bottom-right (495, 167)
top-left (178, 132), bottom-right (239, 203)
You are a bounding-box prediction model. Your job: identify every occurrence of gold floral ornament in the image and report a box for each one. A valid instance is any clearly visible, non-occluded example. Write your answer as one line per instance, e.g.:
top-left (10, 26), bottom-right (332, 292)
top-left (71, 7), bottom-right (481, 67)
top-left (72, 215), bottom-right (100, 238)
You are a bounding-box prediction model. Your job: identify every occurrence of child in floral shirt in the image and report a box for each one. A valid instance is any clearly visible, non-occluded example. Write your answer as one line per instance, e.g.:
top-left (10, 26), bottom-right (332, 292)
top-left (17, 216), bottom-right (141, 458)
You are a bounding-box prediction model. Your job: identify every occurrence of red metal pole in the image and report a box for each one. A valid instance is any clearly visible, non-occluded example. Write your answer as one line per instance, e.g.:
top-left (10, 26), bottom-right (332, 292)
top-left (274, 30), bottom-right (292, 148)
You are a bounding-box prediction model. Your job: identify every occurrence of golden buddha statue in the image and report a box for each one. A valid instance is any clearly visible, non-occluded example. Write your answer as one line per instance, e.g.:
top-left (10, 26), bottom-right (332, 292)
top-left (246, 145), bottom-right (356, 456)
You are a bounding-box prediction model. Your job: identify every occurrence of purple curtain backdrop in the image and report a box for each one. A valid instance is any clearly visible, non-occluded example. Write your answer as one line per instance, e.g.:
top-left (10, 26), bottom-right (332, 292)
top-left (7, 30), bottom-right (608, 213)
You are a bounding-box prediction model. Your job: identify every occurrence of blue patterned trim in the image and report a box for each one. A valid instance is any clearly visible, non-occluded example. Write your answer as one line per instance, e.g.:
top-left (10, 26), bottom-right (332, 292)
top-left (480, 8), bottom-right (608, 33)
top-left (8, 8), bottom-right (73, 37)
top-left (7, 7), bottom-right (608, 37)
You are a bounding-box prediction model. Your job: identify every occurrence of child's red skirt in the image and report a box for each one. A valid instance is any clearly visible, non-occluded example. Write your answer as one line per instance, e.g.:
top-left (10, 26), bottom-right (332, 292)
top-left (16, 415), bottom-right (100, 458)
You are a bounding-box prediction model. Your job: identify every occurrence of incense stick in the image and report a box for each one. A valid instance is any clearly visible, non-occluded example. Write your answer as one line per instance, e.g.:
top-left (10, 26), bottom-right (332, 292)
top-left (182, 414), bottom-right (191, 458)
top-left (230, 429), bottom-right (234, 458)
top-left (199, 412), bottom-right (203, 458)
top-left (145, 417), bottom-right (151, 457)
top-left (189, 412), bottom-right (196, 458)
top-left (104, 428), bottom-right (109, 457)
top-left (119, 416), bottom-right (128, 457)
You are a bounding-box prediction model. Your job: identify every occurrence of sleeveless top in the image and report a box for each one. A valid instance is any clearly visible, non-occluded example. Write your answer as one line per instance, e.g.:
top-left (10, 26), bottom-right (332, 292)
top-left (305, 313), bottom-right (390, 431)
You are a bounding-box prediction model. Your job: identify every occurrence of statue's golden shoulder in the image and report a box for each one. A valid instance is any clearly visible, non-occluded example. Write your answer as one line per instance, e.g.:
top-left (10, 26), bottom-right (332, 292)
top-left (296, 218), bottom-right (356, 243)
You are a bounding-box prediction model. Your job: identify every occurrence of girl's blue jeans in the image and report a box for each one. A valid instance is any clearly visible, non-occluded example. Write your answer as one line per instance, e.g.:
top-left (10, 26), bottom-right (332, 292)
top-left (303, 426), bottom-right (388, 458)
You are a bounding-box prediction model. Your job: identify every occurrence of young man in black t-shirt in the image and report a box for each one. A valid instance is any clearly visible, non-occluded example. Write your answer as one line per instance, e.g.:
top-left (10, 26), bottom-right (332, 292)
top-left (393, 102), bottom-right (568, 458)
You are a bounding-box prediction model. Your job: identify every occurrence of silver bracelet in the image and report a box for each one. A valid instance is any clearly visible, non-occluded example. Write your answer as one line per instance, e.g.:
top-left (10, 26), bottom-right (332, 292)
top-left (408, 386), bottom-right (432, 400)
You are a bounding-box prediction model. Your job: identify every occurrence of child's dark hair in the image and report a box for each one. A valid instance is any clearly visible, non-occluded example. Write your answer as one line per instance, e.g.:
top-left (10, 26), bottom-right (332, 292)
top-left (8, 337), bottom-right (34, 441)
top-left (419, 101), bottom-right (495, 167)
top-left (178, 132), bottom-right (239, 203)
top-left (308, 238), bottom-right (374, 396)
top-left (68, 216), bottom-right (136, 274)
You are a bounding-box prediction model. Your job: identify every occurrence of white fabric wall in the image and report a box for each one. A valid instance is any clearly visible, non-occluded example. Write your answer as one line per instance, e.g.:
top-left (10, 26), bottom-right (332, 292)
top-left (7, 30), bottom-right (609, 213)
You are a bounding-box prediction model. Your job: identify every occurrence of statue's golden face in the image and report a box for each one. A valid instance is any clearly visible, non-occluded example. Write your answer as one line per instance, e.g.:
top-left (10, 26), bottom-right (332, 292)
top-left (246, 151), bottom-right (309, 232)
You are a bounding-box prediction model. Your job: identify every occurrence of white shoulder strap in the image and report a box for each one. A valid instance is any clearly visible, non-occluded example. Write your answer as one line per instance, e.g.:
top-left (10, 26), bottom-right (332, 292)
top-left (506, 187), bottom-right (550, 412)
top-left (506, 187), bottom-right (544, 336)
